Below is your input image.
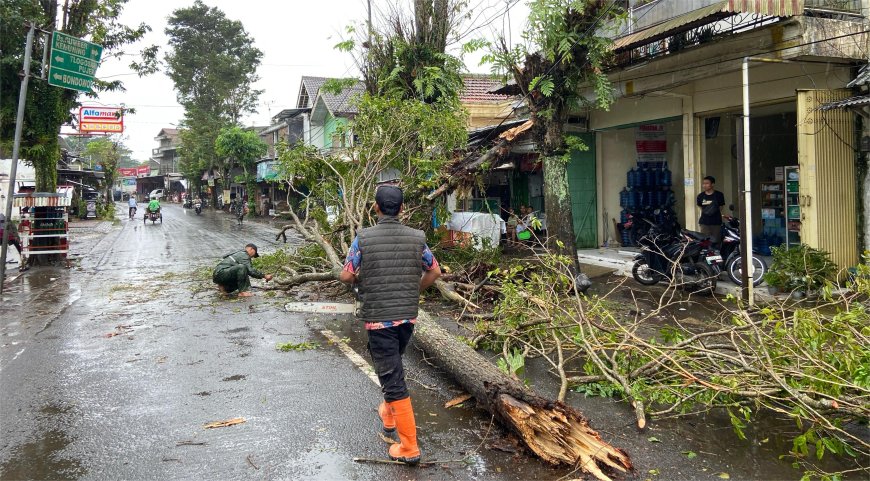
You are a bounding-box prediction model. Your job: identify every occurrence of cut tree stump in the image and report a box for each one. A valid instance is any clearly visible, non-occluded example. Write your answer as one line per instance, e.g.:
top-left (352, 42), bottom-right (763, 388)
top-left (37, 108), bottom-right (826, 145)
top-left (415, 310), bottom-right (632, 481)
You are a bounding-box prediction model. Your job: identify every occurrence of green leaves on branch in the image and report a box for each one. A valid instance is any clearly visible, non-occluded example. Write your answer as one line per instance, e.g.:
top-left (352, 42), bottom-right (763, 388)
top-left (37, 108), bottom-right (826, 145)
top-left (529, 75), bottom-right (555, 96)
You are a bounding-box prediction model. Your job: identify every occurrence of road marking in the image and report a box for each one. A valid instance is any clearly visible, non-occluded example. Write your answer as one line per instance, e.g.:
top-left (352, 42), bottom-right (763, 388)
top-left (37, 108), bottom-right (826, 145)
top-left (320, 329), bottom-right (380, 387)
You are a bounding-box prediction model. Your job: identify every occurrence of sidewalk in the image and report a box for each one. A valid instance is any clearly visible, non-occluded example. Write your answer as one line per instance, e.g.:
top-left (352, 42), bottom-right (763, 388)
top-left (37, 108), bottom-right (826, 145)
top-left (577, 247), bottom-right (774, 300)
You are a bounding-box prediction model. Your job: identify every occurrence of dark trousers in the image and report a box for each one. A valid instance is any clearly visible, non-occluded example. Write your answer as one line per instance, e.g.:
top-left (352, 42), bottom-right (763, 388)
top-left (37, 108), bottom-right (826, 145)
top-left (212, 265), bottom-right (252, 293)
top-left (367, 323), bottom-right (414, 402)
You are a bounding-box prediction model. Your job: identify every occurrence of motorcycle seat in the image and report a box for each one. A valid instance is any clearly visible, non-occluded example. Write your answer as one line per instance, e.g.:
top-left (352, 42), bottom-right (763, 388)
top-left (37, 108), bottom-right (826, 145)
top-left (681, 229), bottom-right (707, 241)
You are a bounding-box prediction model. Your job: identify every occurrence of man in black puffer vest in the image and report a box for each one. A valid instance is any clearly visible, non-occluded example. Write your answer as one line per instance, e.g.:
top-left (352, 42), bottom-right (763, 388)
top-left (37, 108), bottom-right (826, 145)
top-left (339, 185), bottom-right (441, 465)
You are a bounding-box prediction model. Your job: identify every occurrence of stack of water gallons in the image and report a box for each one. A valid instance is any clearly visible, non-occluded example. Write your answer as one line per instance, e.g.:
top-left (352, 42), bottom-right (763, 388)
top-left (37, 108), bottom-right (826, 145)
top-left (619, 161), bottom-right (675, 246)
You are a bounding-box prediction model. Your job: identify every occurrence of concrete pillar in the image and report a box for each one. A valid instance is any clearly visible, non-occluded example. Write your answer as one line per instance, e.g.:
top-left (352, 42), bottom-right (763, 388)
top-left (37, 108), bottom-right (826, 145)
top-left (682, 96), bottom-right (701, 230)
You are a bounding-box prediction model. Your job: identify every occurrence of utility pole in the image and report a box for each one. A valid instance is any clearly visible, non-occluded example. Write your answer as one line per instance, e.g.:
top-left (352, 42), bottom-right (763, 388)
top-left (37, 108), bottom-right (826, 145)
top-left (1, 24), bottom-right (36, 294)
top-left (367, 0), bottom-right (373, 46)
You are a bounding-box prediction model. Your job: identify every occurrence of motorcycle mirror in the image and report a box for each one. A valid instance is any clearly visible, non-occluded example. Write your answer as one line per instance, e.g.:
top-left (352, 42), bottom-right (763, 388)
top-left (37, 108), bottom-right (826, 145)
top-left (729, 204), bottom-right (735, 211)
top-left (654, 209), bottom-right (661, 215)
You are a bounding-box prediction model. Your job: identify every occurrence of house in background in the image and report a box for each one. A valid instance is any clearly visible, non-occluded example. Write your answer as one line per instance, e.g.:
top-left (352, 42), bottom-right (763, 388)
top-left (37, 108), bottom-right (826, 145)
top-left (146, 128), bottom-right (184, 199)
top-left (460, 74), bottom-right (521, 128)
top-left (255, 108), bottom-right (308, 213)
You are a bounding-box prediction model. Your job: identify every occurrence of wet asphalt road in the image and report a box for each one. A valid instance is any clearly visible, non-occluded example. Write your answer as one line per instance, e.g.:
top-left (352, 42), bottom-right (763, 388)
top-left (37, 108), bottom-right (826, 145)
top-left (1, 204), bottom-right (858, 481)
top-left (0, 204), bottom-right (567, 481)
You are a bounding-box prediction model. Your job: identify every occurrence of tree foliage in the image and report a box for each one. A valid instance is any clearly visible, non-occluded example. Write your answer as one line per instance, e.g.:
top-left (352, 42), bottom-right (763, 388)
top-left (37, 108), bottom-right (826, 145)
top-left (476, 0), bottom-right (624, 277)
top-left (215, 126), bottom-right (266, 212)
top-left (0, 0), bottom-right (150, 191)
top-left (276, 93), bottom-right (467, 251)
top-left (83, 136), bottom-right (125, 201)
top-left (164, 0), bottom-right (262, 199)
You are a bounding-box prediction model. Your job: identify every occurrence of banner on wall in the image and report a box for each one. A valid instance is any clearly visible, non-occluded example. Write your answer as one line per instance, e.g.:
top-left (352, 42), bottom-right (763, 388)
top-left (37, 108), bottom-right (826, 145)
top-left (636, 124), bottom-right (667, 163)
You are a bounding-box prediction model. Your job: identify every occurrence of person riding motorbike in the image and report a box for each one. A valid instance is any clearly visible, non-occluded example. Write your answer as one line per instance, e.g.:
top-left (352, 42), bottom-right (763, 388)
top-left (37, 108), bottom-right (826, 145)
top-left (127, 195), bottom-right (138, 218)
top-left (147, 196), bottom-right (161, 214)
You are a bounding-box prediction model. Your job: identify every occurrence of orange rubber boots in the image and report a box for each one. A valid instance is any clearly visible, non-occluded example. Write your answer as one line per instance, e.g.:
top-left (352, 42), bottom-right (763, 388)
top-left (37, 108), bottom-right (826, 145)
top-left (378, 401), bottom-right (396, 434)
top-left (387, 397), bottom-right (420, 464)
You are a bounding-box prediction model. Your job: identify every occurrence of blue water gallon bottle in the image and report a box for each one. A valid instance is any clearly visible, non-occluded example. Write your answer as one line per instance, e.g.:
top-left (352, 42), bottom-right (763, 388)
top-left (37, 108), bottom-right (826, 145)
top-left (619, 187), bottom-right (629, 208)
top-left (661, 162), bottom-right (672, 186)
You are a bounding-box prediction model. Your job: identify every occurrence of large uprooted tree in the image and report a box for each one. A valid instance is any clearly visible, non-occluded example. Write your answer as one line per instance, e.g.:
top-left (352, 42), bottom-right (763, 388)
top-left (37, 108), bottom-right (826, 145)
top-left (268, 1), bottom-right (634, 479)
top-left (480, 0), bottom-right (623, 283)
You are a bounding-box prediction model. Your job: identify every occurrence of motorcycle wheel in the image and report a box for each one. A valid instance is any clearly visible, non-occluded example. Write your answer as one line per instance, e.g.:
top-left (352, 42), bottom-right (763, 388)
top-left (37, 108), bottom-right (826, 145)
top-left (690, 262), bottom-right (717, 295)
top-left (726, 255), bottom-right (767, 287)
top-left (632, 259), bottom-right (661, 285)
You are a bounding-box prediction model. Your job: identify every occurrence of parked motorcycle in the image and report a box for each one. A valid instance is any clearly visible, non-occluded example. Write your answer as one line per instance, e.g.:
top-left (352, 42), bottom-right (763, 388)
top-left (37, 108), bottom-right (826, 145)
top-left (631, 212), bottom-right (720, 294)
top-left (720, 207), bottom-right (767, 286)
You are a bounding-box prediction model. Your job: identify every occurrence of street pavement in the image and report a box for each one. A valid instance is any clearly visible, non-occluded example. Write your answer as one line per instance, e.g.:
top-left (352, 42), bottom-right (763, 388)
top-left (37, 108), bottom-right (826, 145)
top-left (0, 204), bottom-right (565, 481)
top-left (0, 204), bottom-right (850, 481)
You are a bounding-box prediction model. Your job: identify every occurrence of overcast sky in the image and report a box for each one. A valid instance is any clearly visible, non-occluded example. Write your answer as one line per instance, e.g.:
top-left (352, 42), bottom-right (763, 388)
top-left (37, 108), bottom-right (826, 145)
top-left (84, 0), bottom-right (529, 163)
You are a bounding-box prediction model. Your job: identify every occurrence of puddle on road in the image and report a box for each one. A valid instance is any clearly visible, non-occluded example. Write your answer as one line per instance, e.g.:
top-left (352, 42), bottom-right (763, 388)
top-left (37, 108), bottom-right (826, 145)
top-left (0, 430), bottom-right (85, 480)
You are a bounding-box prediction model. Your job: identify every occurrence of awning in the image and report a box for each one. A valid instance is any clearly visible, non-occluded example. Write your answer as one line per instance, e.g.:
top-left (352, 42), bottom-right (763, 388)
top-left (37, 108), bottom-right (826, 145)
top-left (817, 94), bottom-right (870, 111)
top-left (612, 0), bottom-right (804, 52)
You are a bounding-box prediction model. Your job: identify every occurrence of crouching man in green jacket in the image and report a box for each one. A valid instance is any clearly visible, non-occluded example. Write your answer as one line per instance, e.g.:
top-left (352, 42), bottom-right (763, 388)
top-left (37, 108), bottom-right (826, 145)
top-left (213, 243), bottom-right (273, 297)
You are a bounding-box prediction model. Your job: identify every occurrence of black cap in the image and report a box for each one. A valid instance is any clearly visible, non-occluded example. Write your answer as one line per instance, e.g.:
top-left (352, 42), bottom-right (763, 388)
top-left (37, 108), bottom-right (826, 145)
top-left (375, 185), bottom-right (403, 213)
top-left (246, 243), bottom-right (259, 257)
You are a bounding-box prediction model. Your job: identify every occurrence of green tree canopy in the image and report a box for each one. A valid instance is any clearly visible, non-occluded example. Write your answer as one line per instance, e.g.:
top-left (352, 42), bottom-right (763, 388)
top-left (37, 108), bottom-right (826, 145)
top-left (164, 0), bottom-right (263, 198)
top-left (215, 126), bottom-right (266, 211)
top-left (1, 0), bottom-right (151, 191)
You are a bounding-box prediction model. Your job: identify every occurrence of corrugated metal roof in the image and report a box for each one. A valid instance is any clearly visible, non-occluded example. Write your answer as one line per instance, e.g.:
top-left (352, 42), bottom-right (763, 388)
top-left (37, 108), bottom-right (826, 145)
top-left (612, 0), bottom-right (804, 52)
top-left (817, 94), bottom-right (870, 111)
top-left (847, 63), bottom-right (870, 88)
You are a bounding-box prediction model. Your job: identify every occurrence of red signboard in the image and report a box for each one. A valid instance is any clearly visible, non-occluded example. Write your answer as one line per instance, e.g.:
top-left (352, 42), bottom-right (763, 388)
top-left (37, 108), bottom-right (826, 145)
top-left (118, 167), bottom-right (137, 177)
top-left (79, 106), bottom-right (124, 133)
top-left (137, 166), bottom-right (150, 177)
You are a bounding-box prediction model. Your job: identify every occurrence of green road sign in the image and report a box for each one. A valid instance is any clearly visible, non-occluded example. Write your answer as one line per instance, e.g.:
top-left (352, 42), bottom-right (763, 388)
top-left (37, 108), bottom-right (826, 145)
top-left (48, 68), bottom-right (95, 92)
top-left (47, 31), bottom-right (103, 92)
top-left (50, 51), bottom-right (98, 76)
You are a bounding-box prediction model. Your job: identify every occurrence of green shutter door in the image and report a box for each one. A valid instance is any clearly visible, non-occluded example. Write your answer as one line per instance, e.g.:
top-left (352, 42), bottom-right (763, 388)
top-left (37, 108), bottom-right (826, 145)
top-left (566, 133), bottom-right (597, 248)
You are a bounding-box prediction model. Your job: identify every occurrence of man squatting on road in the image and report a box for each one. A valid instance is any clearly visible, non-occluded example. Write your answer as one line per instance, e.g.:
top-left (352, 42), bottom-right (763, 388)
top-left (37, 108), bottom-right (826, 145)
top-left (339, 185), bottom-right (442, 464)
top-left (212, 243), bottom-right (273, 297)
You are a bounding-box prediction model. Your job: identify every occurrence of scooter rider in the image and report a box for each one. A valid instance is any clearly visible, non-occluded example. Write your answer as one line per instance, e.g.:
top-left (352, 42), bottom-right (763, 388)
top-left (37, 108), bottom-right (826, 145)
top-left (128, 195), bottom-right (137, 218)
top-left (147, 196), bottom-right (161, 214)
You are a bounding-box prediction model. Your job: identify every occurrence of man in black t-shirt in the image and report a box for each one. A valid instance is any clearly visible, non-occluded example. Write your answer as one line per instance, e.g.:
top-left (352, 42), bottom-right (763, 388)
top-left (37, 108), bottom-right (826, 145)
top-left (696, 176), bottom-right (725, 247)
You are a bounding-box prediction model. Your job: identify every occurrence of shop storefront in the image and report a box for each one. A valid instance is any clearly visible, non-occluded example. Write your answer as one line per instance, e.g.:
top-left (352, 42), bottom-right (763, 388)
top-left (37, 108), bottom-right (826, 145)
top-left (701, 102), bottom-right (801, 254)
top-left (596, 118), bottom-right (685, 247)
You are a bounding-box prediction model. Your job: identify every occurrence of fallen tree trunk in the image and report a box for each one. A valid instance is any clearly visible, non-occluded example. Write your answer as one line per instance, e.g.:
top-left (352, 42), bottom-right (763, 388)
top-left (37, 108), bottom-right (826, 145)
top-left (274, 213), bottom-right (630, 477)
top-left (415, 310), bottom-right (632, 481)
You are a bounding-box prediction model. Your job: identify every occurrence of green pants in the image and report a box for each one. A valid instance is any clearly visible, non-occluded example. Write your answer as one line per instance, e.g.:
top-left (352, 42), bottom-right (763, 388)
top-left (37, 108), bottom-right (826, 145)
top-left (213, 265), bottom-right (252, 293)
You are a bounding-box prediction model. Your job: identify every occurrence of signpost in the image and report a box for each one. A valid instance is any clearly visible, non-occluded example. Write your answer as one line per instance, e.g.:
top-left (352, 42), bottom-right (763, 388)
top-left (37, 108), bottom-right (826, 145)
top-left (47, 31), bottom-right (103, 92)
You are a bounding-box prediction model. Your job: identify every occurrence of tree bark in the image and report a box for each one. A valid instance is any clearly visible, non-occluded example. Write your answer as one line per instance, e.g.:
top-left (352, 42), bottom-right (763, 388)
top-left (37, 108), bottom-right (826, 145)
top-left (414, 310), bottom-right (632, 480)
top-left (542, 154), bottom-right (583, 277)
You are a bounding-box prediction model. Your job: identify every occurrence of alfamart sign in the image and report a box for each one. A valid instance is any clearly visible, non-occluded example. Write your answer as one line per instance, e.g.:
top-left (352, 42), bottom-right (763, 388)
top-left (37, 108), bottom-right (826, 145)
top-left (79, 106), bottom-right (124, 133)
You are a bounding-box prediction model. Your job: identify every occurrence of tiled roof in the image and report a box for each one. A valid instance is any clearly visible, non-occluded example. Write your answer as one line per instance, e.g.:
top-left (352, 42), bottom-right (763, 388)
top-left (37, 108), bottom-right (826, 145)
top-left (319, 81), bottom-right (366, 115)
top-left (460, 75), bottom-right (516, 103)
top-left (298, 76), bottom-right (329, 108)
